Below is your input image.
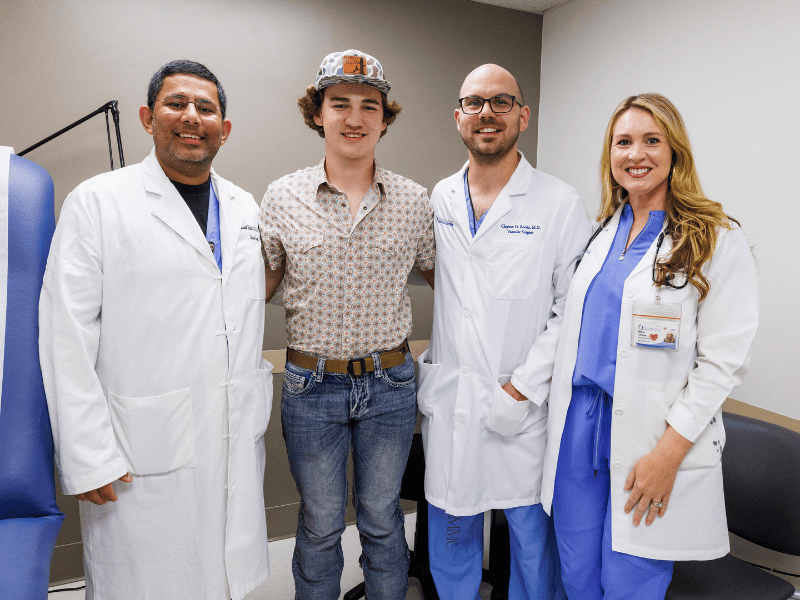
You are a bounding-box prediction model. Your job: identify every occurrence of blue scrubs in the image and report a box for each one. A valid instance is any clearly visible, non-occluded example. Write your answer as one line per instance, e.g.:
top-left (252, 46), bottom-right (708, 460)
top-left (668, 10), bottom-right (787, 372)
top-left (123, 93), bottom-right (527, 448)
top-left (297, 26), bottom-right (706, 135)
top-left (464, 169), bottom-right (488, 237)
top-left (426, 170), bottom-right (566, 600)
top-left (429, 504), bottom-right (565, 600)
top-left (207, 184), bottom-right (222, 271)
top-left (553, 204), bottom-right (673, 600)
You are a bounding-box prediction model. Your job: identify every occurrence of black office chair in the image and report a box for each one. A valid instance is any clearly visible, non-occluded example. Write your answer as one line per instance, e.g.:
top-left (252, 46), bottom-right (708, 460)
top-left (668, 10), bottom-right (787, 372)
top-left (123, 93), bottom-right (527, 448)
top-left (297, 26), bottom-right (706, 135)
top-left (665, 412), bottom-right (800, 600)
top-left (344, 432), bottom-right (439, 600)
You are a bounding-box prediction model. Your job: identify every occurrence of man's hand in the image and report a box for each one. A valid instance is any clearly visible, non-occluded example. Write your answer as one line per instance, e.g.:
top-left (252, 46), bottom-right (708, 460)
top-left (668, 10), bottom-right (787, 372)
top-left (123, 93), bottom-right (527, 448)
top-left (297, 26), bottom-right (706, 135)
top-left (76, 473), bottom-right (133, 505)
top-left (501, 382), bottom-right (527, 402)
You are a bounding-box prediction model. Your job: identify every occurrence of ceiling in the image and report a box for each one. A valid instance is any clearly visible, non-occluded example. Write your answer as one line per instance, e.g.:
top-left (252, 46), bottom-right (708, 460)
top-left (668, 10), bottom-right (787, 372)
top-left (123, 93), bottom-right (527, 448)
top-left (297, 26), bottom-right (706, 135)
top-left (469, 0), bottom-right (573, 13)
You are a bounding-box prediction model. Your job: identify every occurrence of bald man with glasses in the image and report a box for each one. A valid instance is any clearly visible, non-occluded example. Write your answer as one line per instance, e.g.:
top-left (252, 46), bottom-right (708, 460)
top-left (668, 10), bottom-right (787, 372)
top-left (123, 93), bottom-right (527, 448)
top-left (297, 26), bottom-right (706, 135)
top-left (417, 64), bottom-right (590, 599)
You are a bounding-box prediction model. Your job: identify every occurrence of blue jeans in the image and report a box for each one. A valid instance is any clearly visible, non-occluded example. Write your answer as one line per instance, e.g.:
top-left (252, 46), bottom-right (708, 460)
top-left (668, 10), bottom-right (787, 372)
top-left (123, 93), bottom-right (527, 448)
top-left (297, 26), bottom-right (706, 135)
top-left (281, 351), bottom-right (418, 600)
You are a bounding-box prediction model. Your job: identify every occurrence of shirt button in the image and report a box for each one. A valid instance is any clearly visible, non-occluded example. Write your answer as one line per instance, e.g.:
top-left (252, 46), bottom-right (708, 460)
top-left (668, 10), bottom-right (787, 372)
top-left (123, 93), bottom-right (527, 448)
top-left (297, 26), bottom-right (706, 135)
top-left (626, 291), bottom-right (634, 298)
top-left (619, 350), bottom-right (628, 358)
top-left (613, 461), bottom-right (622, 469)
top-left (461, 365), bottom-right (468, 373)
top-left (463, 309), bottom-right (471, 317)
top-left (468, 255), bottom-right (474, 262)
top-left (614, 408), bottom-right (624, 415)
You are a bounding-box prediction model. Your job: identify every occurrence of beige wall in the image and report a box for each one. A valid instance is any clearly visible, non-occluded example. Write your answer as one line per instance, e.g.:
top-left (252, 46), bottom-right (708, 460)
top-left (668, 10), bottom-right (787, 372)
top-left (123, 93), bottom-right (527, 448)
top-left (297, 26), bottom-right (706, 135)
top-left (1, 0), bottom-right (542, 349)
top-left (0, 0), bottom-right (543, 584)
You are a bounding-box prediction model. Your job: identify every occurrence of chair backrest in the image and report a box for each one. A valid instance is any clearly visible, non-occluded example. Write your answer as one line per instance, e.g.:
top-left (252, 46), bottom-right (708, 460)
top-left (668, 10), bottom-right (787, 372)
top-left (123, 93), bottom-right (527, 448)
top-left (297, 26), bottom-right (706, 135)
top-left (721, 412), bottom-right (800, 556)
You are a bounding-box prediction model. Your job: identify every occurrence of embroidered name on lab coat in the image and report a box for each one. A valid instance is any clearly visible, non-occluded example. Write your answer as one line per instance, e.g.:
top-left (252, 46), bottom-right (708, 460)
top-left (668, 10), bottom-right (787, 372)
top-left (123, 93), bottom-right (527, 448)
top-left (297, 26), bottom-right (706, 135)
top-left (436, 216), bottom-right (455, 227)
top-left (501, 223), bottom-right (541, 235)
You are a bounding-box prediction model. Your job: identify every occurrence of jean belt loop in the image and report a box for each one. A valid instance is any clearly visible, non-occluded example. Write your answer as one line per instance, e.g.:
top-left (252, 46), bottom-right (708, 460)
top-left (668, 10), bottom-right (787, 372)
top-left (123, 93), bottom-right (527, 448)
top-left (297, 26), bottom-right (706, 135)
top-left (315, 357), bottom-right (325, 382)
top-left (372, 351), bottom-right (383, 378)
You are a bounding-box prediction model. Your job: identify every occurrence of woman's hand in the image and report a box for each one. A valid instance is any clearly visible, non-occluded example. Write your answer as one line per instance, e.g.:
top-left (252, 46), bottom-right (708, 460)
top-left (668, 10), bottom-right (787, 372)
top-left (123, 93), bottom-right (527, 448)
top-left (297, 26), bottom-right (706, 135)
top-left (624, 426), bottom-right (692, 526)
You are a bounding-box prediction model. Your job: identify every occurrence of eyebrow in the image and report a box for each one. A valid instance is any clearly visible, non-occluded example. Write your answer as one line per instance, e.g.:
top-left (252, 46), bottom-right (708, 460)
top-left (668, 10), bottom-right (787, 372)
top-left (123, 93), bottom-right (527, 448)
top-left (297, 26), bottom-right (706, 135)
top-left (328, 96), bottom-right (380, 105)
top-left (614, 131), bottom-right (664, 137)
top-left (162, 93), bottom-right (216, 104)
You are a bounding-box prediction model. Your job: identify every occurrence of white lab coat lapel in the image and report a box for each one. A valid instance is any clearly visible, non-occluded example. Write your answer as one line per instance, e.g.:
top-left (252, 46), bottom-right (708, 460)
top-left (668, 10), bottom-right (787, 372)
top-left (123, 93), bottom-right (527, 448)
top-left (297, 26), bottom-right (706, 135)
top-left (143, 150), bottom-right (218, 269)
top-left (579, 204), bottom-right (623, 282)
top-left (213, 171), bottom-right (245, 286)
top-left (474, 157), bottom-right (533, 242)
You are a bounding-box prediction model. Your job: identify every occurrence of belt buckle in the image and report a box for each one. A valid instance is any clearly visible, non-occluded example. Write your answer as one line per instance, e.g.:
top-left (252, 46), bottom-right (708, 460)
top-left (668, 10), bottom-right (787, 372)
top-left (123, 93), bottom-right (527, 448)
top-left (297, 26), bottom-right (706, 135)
top-left (347, 357), bottom-right (367, 377)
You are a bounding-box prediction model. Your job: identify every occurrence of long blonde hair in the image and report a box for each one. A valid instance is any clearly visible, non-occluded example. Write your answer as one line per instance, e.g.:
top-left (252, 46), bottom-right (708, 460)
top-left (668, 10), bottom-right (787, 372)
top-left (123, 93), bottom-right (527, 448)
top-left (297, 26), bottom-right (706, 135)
top-left (599, 93), bottom-right (735, 300)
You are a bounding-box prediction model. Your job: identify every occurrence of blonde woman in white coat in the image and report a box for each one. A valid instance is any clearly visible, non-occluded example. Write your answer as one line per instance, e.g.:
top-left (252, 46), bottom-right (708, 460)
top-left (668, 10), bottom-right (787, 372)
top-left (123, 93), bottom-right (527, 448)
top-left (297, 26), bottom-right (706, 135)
top-left (541, 94), bottom-right (758, 600)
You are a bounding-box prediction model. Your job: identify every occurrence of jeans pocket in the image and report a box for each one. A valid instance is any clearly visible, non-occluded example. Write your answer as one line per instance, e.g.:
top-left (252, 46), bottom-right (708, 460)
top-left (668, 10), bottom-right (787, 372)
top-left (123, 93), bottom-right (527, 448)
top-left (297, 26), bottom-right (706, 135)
top-left (383, 353), bottom-right (415, 388)
top-left (283, 364), bottom-right (315, 396)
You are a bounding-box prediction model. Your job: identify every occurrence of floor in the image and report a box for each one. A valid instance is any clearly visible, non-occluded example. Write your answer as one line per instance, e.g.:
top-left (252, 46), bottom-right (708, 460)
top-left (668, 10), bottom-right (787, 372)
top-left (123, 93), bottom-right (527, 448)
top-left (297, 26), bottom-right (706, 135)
top-left (48, 512), bottom-right (495, 600)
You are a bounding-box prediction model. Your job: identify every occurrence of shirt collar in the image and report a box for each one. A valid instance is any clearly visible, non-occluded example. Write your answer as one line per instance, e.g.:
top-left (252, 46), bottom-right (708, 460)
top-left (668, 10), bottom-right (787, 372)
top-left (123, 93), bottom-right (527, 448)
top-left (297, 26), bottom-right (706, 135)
top-left (312, 158), bottom-right (387, 194)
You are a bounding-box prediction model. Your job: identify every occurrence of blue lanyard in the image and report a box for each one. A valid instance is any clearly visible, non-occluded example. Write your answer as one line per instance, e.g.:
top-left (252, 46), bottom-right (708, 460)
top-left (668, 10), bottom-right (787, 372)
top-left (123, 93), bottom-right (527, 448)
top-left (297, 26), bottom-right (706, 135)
top-left (206, 183), bottom-right (222, 271)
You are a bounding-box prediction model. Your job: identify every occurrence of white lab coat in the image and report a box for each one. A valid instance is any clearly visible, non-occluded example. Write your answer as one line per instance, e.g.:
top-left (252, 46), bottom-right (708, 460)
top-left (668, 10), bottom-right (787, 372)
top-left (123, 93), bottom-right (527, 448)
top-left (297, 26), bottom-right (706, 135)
top-left (39, 150), bottom-right (273, 600)
top-left (419, 156), bottom-right (590, 515)
top-left (541, 204), bottom-right (759, 561)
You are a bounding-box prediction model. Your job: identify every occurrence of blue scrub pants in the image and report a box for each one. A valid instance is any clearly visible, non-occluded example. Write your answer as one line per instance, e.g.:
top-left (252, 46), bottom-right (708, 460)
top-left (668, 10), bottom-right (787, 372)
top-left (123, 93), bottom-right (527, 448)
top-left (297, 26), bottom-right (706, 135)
top-left (553, 385), bottom-right (673, 600)
top-left (428, 503), bottom-right (566, 600)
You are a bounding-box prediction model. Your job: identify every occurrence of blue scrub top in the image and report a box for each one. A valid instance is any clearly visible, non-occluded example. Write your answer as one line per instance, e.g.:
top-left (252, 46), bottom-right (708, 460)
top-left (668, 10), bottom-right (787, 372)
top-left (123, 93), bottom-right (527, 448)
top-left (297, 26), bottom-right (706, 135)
top-left (572, 203), bottom-right (666, 397)
top-left (464, 169), bottom-right (488, 237)
top-left (207, 183), bottom-right (222, 271)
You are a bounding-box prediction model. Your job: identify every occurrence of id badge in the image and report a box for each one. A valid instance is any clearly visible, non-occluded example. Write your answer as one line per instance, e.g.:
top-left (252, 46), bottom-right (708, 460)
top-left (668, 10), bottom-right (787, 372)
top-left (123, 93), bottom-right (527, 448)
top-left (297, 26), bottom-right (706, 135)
top-left (631, 297), bottom-right (681, 351)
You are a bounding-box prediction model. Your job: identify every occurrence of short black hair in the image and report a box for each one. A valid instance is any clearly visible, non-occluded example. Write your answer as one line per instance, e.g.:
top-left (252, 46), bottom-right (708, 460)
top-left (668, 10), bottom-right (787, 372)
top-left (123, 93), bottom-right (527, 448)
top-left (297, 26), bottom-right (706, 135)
top-left (147, 60), bottom-right (227, 119)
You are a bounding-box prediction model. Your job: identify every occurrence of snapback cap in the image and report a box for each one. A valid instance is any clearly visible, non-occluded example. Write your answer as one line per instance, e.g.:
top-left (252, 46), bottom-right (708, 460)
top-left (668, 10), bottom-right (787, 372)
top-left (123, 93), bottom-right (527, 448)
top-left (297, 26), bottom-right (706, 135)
top-left (314, 49), bottom-right (391, 95)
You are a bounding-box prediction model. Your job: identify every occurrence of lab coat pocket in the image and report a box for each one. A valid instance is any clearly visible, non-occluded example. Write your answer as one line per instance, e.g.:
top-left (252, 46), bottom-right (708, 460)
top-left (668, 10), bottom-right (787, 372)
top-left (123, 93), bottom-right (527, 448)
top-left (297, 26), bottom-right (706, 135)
top-left (483, 382), bottom-right (532, 436)
top-left (107, 387), bottom-right (196, 476)
top-left (253, 359), bottom-right (274, 441)
top-left (485, 240), bottom-right (544, 299)
top-left (245, 248), bottom-right (266, 300)
top-left (415, 348), bottom-right (440, 418)
top-left (680, 409), bottom-right (725, 470)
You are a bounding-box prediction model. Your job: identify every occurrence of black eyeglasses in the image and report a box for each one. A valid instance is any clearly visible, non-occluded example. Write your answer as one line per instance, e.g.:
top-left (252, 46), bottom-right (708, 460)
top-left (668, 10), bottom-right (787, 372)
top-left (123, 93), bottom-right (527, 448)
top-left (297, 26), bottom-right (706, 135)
top-left (458, 94), bottom-right (521, 114)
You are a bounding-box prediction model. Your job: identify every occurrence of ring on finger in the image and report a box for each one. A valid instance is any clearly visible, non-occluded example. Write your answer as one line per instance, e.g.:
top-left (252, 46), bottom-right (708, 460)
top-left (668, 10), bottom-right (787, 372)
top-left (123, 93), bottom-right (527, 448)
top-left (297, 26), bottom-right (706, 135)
top-left (651, 500), bottom-right (663, 508)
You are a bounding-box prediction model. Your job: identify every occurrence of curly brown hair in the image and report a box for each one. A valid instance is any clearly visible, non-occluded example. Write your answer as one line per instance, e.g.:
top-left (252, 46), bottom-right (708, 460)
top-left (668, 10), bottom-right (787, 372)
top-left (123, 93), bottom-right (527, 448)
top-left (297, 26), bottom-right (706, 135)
top-left (297, 85), bottom-right (401, 138)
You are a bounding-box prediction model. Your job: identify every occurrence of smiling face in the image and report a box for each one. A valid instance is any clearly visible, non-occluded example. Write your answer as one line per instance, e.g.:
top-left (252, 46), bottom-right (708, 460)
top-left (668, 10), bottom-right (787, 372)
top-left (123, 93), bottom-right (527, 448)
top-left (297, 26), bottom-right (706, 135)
top-left (610, 107), bottom-right (673, 207)
top-left (313, 82), bottom-right (387, 163)
top-left (139, 74), bottom-right (231, 184)
top-left (455, 64), bottom-right (529, 165)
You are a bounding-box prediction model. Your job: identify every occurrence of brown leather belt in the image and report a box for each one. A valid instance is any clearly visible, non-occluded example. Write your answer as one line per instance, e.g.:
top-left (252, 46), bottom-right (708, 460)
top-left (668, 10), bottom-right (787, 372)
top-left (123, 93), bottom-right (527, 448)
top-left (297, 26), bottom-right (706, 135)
top-left (286, 340), bottom-right (410, 377)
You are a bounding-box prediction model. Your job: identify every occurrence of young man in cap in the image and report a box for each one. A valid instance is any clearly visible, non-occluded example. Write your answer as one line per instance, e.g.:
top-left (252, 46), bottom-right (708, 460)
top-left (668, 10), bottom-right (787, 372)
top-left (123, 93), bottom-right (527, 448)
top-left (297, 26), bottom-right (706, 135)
top-left (259, 50), bottom-right (435, 600)
top-left (417, 64), bottom-right (590, 599)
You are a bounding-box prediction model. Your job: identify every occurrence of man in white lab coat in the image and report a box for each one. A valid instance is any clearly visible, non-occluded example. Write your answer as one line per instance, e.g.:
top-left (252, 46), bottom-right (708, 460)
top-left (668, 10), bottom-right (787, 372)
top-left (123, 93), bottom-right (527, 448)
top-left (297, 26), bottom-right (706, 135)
top-left (39, 60), bottom-right (272, 600)
top-left (418, 64), bottom-right (590, 599)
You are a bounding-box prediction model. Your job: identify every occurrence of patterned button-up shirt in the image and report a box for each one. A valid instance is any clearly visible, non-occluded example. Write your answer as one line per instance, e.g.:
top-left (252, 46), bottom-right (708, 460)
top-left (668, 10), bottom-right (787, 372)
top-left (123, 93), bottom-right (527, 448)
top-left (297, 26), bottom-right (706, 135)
top-left (259, 160), bottom-right (435, 360)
